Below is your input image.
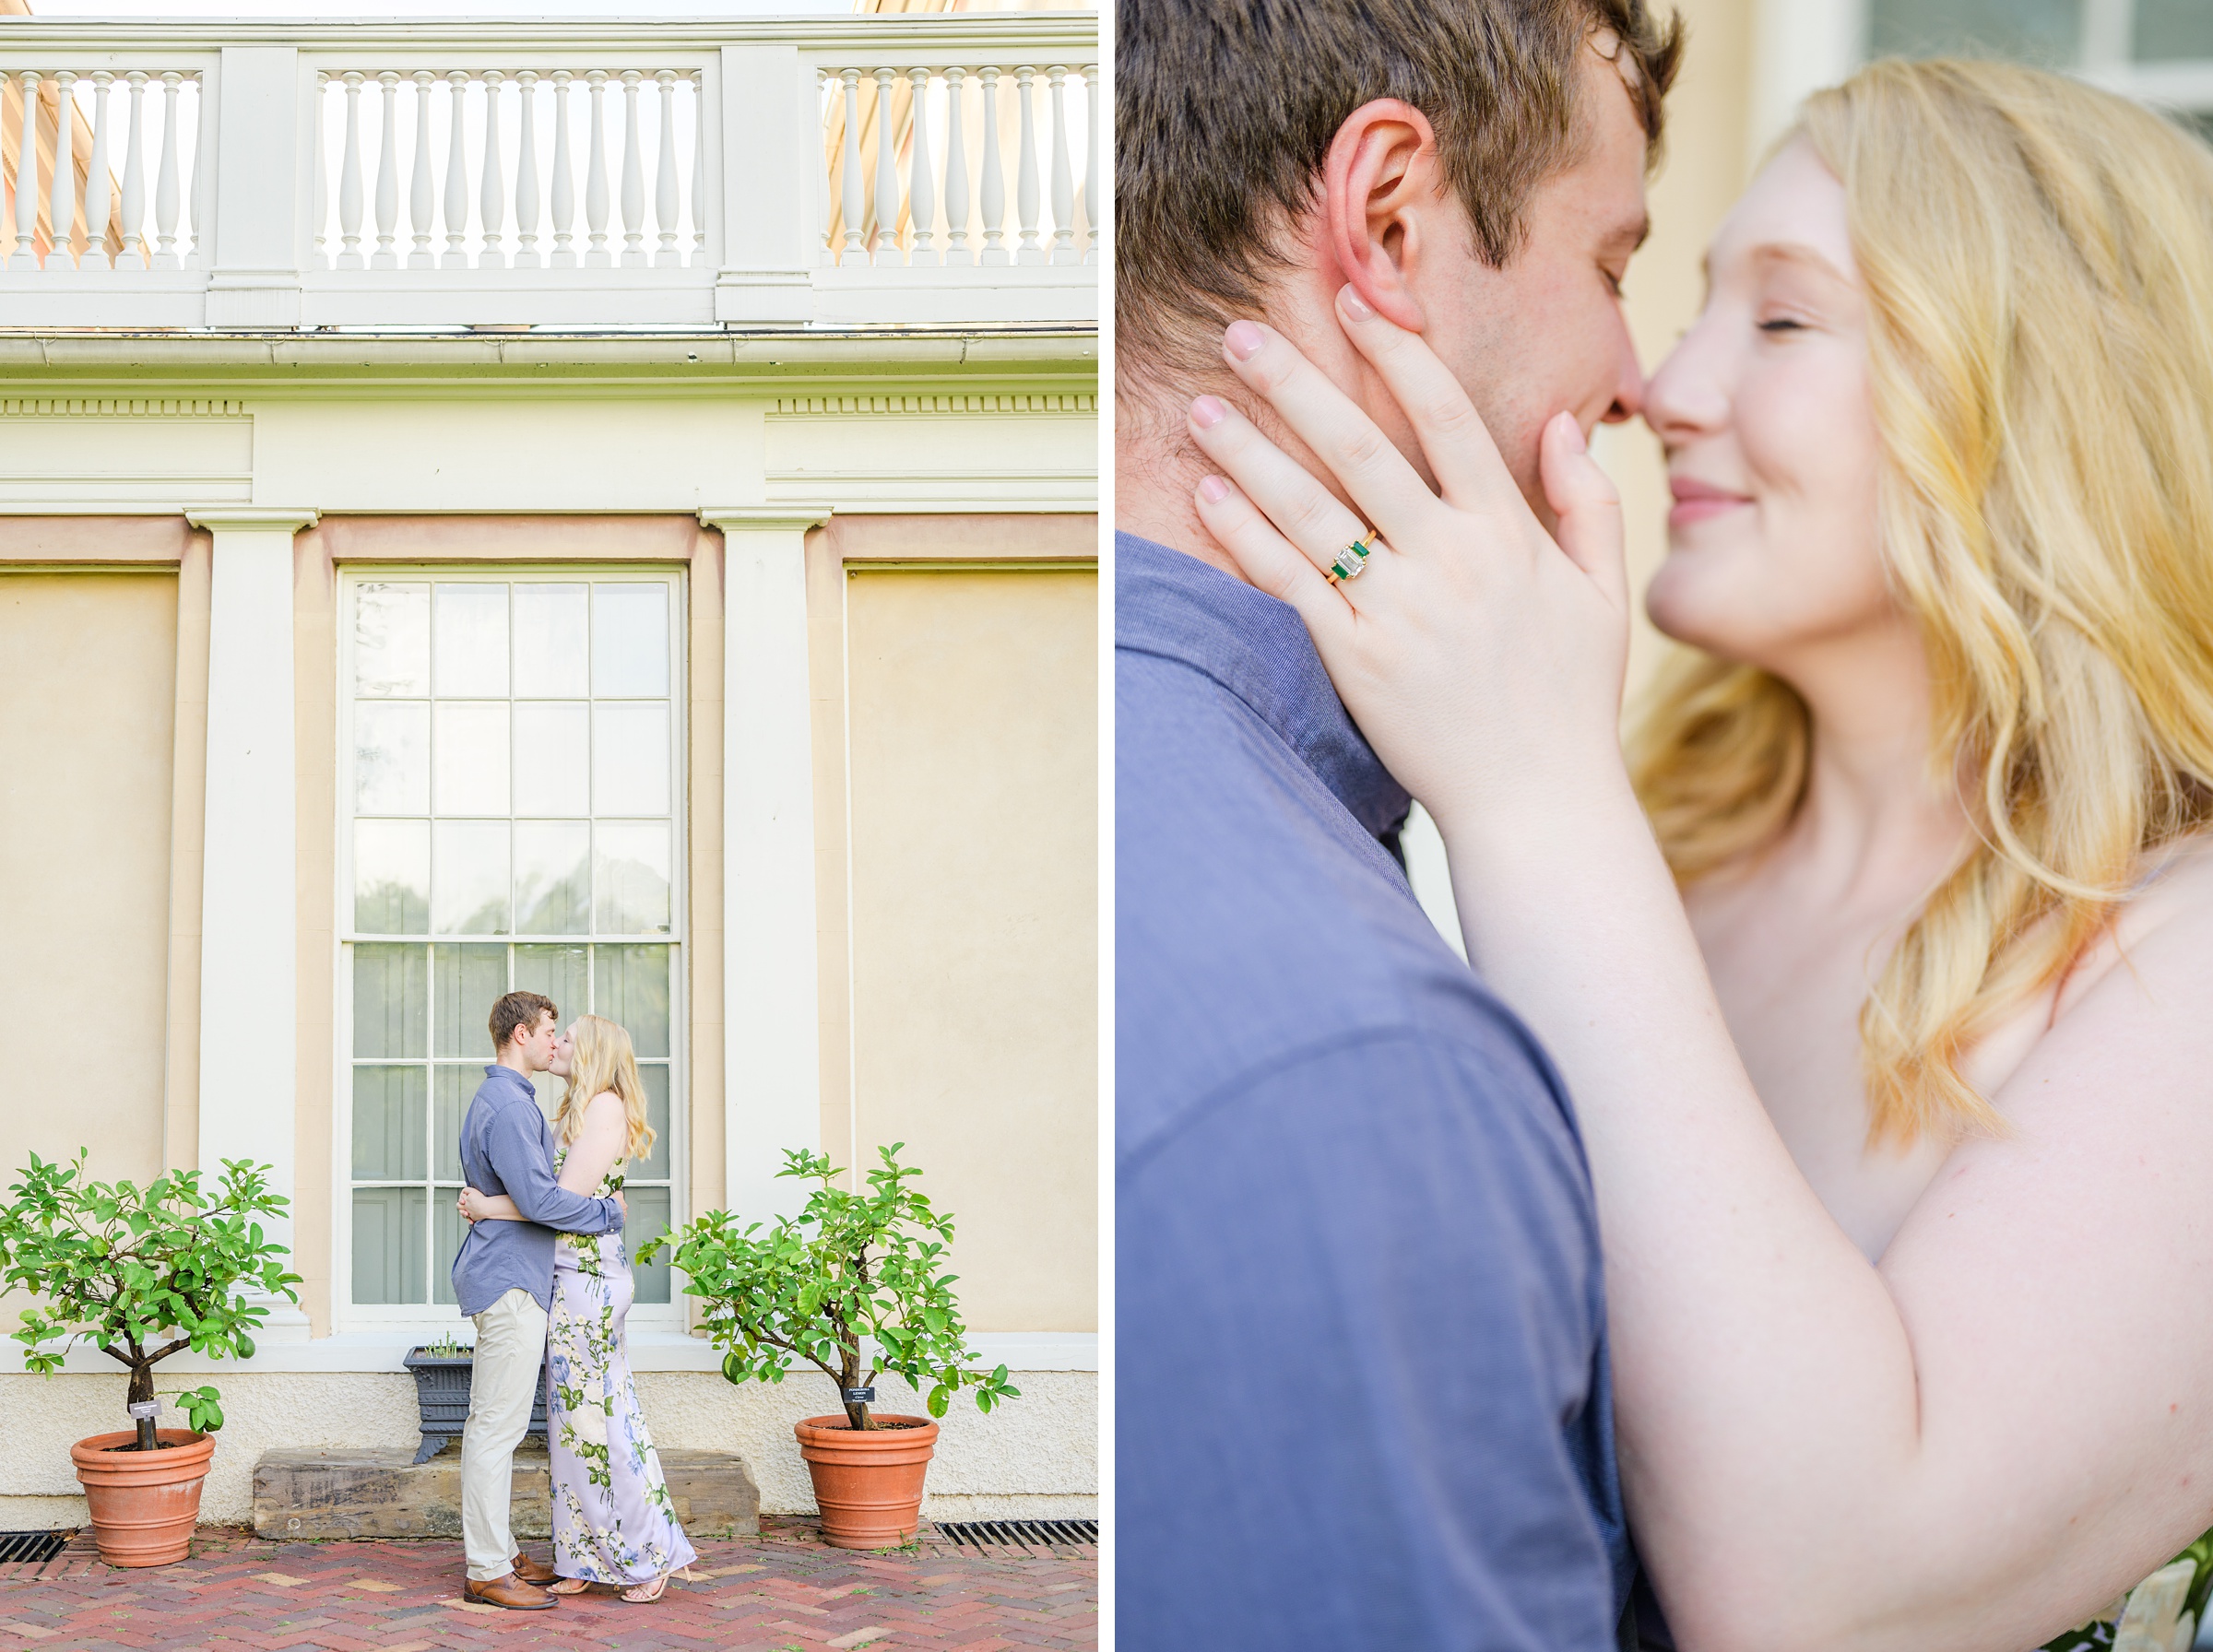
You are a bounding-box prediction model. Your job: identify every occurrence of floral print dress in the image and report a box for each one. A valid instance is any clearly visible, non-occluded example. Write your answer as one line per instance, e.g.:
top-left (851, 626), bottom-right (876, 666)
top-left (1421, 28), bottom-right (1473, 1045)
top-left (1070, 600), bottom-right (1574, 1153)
top-left (548, 1150), bottom-right (698, 1586)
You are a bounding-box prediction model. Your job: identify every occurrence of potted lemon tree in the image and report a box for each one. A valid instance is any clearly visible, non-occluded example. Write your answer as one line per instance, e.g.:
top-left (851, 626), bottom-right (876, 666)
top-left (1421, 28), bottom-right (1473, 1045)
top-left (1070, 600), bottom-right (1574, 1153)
top-left (0, 1152), bottom-right (301, 1566)
top-left (643, 1142), bottom-right (1018, 1549)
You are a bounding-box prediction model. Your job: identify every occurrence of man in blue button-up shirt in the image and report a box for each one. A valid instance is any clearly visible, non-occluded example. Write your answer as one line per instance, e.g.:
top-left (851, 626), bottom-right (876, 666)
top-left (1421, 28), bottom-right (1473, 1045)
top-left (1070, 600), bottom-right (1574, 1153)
top-left (452, 991), bottom-right (623, 1611)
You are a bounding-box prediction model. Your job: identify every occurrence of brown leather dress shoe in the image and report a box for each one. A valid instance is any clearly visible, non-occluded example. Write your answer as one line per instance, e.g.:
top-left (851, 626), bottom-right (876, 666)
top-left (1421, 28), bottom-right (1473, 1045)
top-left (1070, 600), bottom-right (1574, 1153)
top-left (510, 1552), bottom-right (558, 1585)
top-left (464, 1572), bottom-right (555, 1611)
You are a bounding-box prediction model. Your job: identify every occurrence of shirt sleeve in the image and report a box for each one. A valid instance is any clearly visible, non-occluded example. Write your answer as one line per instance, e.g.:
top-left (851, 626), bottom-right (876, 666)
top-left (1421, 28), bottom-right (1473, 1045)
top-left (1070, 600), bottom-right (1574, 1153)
top-left (482, 1103), bottom-right (625, 1235)
top-left (1117, 1026), bottom-right (1617, 1652)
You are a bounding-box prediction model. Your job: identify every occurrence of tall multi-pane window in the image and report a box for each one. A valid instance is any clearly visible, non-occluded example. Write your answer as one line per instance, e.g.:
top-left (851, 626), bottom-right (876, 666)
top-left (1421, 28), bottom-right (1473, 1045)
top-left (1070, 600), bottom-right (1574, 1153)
top-left (342, 572), bottom-right (683, 1316)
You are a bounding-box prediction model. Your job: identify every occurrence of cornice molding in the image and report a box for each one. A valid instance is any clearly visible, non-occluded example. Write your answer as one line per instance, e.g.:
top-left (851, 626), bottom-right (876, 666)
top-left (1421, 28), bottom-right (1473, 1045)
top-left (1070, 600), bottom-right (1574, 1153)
top-left (698, 506), bottom-right (834, 535)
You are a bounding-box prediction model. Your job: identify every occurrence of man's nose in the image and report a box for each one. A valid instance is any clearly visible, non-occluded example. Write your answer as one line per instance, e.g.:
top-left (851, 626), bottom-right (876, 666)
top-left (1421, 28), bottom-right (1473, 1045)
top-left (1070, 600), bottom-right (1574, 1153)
top-left (1601, 339), bottom-right (1648, 424)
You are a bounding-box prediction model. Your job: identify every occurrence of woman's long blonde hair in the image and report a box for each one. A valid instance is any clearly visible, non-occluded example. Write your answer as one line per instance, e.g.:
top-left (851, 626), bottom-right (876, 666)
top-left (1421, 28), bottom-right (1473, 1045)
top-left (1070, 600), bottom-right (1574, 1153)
top-left (557, 1013), bottom-right (657, 1164)
top-left (1627, 57), bottom-right (2213, 1146)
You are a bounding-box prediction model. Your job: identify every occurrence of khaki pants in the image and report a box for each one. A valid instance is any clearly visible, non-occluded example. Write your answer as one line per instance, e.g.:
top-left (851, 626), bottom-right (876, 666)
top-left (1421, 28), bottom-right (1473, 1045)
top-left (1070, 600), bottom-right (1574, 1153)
top-left (461, 1287), bottom-right (549, 1582)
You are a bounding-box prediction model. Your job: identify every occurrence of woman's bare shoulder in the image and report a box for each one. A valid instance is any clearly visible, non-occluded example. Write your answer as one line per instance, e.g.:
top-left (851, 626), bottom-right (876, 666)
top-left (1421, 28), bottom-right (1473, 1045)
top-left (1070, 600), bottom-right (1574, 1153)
top-left (2050, 833), bottom-right (2213, 1024)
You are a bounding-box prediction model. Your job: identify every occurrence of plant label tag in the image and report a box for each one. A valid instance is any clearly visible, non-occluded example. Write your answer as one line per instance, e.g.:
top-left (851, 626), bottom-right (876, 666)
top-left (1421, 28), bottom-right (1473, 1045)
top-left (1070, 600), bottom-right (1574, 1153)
top-left (842, 1386), bottom-right (876, 1405)
top-left (127, 1400), bottom-right (160, 1420)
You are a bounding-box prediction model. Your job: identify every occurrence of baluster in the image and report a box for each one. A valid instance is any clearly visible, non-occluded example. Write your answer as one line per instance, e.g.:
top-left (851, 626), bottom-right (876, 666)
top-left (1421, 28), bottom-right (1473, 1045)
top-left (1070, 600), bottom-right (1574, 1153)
top-left (977, 66), bottom-right (1006, 266)
top-left (1047, 65), bottom-right (1075, 266)
top-left (907, 66), bottom-right (936, 266)
top-left (838, 68), bottom-right (865, 266)
top-left (338, 71), bottom-right (366, 267)
top-left (442, 71), bottom-right (470, 266)
top-left (46, 70), bottom-right (77, 269)
top-left (692, 70), bottom-right (705, 262)
top-left (619, 69), bottom-right (645, 266)
top-left (550, 71), bottom-right (576, 266)
top-left (585, 70), bottom-right (610, 266)
top-left (409, 70), bottom-right (435, 267)
top-left (373, 72), bottom-right (399, 267)
top-left (1083, 63), bottom-right (1100, 263)
top-left (120, 72), bottom-right (148, 270)
top-left (515, 70), bottom-right (540, 267)
top-left (311, 73), bottom-right (330, 268)
top-left (816, 68), bottom-right (834, 266)
top-left (653, 68), bottom-right (680, 266)
top-left (86, 72), bottom-right (113, 267)
top-left (870, 66), bottom-right (899, 264)
top-left (479, 69), bottom-right (505, 267)
top-left (942, 66), bottom-right (970, 266)
top-left (152, 72), bottom-right (181, 270)
top-left (1013, 65), bottom-right (1041, 266)
top-left (193, 72), bottom-right (212, 266)
top-left (15, 71), bottom-right (42, 270)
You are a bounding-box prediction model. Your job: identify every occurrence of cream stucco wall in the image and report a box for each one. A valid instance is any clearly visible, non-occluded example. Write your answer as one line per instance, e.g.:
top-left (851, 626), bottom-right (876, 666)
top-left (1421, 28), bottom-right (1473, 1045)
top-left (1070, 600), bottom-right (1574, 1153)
top-left (0, 573), bottom-right (178, 1196)
top-left (844, 565), bottom-right (1098, 1335)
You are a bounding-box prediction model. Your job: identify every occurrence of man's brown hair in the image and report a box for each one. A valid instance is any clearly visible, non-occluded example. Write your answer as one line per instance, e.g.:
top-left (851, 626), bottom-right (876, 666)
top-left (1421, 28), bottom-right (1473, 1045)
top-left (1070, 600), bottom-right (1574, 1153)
top-left (489, 991), bottom-right (558, 1054)
top-left (1116, 0), bottom-right (1683, 389)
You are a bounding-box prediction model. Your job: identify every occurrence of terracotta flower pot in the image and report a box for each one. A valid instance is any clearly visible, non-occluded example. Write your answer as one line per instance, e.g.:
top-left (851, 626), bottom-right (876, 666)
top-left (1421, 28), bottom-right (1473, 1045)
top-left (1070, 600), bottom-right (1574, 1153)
top-left (793, 1413), bottom-right (940, 1549)
top-left (69, 1428), bottom-right (216, 1567)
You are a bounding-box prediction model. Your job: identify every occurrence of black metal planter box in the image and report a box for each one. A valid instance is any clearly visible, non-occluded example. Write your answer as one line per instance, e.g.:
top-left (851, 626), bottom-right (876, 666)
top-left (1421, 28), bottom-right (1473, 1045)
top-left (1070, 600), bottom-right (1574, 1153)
top-left (402, 1347), bottom-right (550, 1465)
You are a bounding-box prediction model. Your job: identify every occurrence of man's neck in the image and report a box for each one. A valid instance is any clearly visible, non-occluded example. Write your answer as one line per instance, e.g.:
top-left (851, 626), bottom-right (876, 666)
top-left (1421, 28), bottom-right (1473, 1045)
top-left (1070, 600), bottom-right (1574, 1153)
top-left (1114, 400), bottom-right (1246, 582)
top-left (493, 1049), bottom-right (534, 1080)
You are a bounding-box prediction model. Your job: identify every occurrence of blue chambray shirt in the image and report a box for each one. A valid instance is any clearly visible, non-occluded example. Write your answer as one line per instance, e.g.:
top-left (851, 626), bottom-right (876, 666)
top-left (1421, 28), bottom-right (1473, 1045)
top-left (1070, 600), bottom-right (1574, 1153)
top-left (450, 1064), bottom-right (624, 1318)
top-left (1116, 533), bottom-right (1632, 1651)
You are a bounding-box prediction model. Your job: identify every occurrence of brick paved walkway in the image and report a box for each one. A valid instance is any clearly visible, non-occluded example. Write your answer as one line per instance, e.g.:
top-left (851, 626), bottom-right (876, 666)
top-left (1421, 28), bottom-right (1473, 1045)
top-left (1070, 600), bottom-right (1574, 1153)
top-left (0, 1519), bottom-right (1095, 1651)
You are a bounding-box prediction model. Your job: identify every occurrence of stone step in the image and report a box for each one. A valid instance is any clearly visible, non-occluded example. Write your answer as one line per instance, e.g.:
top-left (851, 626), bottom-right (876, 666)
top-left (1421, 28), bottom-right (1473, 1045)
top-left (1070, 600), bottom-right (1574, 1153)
top-left (253, 1447), bottom-right (759, 1542)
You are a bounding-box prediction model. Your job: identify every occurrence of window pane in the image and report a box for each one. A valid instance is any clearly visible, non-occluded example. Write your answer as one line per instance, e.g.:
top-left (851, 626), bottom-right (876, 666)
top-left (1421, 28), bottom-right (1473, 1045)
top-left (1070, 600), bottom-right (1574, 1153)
top-left (591, 704), bottom-right (669, 815)
top-left (352, 1066), bottom-right (427, 1180)
top-left (592, 583), bottom-right (669, 697)
top-left (515, 943), bottom-right (591, 1023)
top-left (1866, 0), bottom-right (2079, 63)
top-left (515, 821), bottom-right (591, 935)
top-left (354, 702), bottom-right (430, 815)
top-left (2136, 0), bottom-right (2213, 59)
top-left (595, 946), bottom-right (670, 1056)
top-left (432, 1187), bottom-right (467, 1306)
top-left (514, 584), bottom-right (589, 698)
top-left (626, 1184), bottom-right (672, 1305)
top-left (352, 944), bottom-right (427, 1058)
top-left (595, 821), bottom-right (671, 935)
top-left (632, 1063), bottom-right (670, 1180)
top-left (352, 1186), bottom-right (427, 1305)
top-left (513, 702), bottom-right (589, 816)
top-left (354, 819), bottom-right (430, 934)
top-left (434, 1065), bottom-right (474, 1182)
top-left (432, 821), bottom-right (511, 935)
top-left (355, 583), bottom-right (430, 697)
top-left (433, 702), bottom-right (511, 816)
top-left (433, 942), bottom-right (509, 1057)
top-left (434, 584), bottom-right (509, 699)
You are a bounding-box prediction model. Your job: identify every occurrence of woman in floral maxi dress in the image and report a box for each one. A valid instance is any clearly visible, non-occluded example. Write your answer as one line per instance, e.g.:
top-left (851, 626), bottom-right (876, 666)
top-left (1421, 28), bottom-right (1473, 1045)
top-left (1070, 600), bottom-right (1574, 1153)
top-left (461, 1014), bottom-right (697, 1604)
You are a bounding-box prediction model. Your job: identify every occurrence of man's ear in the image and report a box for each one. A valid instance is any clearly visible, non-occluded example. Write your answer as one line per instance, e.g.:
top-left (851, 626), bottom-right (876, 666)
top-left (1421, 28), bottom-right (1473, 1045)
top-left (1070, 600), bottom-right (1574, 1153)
top-left (1323, 100), bottom-right (1443, 335)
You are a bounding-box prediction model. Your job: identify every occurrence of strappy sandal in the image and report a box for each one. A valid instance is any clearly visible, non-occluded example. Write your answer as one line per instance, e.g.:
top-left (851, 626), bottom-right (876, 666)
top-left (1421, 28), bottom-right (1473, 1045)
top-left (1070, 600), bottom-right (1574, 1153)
top-left (619, 1566), bottom-right (699, 1605)
top-left (547, 1578), bottom-right (594, 1596)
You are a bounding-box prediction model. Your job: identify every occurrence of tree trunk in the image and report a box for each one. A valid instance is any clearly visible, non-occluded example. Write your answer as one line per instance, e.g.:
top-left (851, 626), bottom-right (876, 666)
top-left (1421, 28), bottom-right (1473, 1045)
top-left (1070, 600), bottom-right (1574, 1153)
top-left (126, 1362), bottom-right (158, 1450)
top-left (840, 1345), bottom-right (868, 1430)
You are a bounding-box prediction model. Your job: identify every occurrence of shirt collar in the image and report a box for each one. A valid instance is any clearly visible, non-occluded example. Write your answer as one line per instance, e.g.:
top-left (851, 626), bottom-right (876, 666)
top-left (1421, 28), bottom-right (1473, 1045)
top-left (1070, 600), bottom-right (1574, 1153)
top-left (1116, 531), bottom-right (1411, 840)
top-left (482, 1064), bottom-right (536, 1096)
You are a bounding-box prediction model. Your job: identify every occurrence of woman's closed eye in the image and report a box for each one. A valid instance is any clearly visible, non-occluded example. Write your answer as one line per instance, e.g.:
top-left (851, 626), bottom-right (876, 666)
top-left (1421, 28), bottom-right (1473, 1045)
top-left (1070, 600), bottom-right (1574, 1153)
top-left (1757, 314), bottom-right (1810, 335)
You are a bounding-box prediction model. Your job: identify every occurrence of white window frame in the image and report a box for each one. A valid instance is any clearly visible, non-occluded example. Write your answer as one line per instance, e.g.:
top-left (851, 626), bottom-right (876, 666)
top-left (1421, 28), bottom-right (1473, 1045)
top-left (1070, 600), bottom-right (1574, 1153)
top-left (332, 563), bottom-right (689, 1336)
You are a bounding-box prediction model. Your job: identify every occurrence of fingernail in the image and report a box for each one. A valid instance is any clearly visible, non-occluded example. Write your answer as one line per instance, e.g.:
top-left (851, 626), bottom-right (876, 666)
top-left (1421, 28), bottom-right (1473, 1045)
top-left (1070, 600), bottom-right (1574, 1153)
top-left (1190, 395), bottom-right (1228, 430)
top-left (1225, 320), bottom-right (1265, 361)
top-left (1198, 475), bottom-right (1231, 504)
top-left (1338, 285), bottom-right (1374, 323)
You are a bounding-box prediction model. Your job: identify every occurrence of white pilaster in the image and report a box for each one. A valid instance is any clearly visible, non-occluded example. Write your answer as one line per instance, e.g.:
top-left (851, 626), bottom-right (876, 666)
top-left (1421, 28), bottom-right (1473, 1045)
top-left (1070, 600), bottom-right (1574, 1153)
top-left (701, 507), bottom-right (829, 1224)
top-left (188, 505), bottom-right (318, 1339)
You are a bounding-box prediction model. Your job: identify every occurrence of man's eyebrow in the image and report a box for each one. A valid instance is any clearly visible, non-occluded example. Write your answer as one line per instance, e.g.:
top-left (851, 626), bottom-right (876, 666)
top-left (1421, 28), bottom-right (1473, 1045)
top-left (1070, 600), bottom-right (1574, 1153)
top-left (1603, 213), bottom-right (1651, 255)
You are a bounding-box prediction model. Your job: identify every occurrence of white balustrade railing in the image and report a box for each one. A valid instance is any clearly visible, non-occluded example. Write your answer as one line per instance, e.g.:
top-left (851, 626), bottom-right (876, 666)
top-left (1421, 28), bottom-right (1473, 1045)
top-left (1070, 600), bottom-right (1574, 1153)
top-left (0, 17), bottom-right (1096, 330)
top-left (2, 65), bottom-right (207, 272)
top-left (812, 58), bottom-right (1099, 270)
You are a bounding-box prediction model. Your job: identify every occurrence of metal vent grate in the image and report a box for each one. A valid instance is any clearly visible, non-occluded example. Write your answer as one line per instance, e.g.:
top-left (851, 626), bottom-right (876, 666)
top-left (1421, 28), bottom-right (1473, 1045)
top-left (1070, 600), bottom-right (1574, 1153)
top-left (0, 1531), bottom-right (69, 1565)
top-left (936, 1518), bottom-right (1097, 1554)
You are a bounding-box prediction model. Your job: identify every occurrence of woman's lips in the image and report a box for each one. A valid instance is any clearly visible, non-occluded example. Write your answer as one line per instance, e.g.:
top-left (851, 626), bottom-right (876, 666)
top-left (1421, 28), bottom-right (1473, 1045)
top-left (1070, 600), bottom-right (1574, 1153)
top-left (1667, 479), bottom-right (1753, 529)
